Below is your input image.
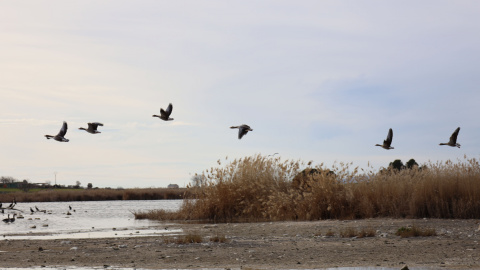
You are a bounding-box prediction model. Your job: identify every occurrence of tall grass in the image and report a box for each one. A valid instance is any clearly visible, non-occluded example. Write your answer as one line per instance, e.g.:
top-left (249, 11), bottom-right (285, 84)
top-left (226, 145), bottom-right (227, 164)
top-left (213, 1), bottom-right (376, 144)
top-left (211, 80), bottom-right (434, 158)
top-left (0, 188), bottom-right (188, 202)
top-left (137, 154), bottom-right (480, 222)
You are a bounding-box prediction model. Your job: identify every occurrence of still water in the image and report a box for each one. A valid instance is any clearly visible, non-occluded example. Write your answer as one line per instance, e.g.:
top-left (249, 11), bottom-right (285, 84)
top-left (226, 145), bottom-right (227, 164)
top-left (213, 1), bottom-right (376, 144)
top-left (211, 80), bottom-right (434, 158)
top-left (1, 200), bottom-right (182, 240)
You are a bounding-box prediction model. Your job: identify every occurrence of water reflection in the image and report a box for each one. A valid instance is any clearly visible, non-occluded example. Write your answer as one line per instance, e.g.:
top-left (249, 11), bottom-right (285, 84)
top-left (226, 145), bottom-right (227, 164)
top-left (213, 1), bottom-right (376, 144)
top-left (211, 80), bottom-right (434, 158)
top-left (1, 200), bottom-right (182, 240)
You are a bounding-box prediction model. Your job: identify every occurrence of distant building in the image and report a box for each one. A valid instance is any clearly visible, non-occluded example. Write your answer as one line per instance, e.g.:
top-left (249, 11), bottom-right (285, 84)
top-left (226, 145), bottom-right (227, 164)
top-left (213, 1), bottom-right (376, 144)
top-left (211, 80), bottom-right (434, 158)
top-left (167, 184), bottom-right (179, 189)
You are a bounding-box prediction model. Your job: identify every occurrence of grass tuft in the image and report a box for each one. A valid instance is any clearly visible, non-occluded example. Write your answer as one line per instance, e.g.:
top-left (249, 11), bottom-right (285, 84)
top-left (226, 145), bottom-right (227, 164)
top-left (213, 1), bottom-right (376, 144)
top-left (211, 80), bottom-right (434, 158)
top-left (396, 225), bottom-right (437, 238)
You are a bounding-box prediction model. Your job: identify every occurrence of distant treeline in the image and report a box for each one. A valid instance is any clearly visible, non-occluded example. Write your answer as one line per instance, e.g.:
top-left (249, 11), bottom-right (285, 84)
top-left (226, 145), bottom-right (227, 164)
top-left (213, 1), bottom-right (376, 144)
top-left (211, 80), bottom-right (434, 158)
top-left (0, 188), bottom-right (190, 202)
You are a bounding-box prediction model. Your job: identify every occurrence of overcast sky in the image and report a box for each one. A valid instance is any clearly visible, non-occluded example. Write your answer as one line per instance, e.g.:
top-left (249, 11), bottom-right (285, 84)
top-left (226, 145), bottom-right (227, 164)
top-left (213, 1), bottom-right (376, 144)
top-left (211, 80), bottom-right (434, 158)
top-left (1, 1), bottom-right (479, 188)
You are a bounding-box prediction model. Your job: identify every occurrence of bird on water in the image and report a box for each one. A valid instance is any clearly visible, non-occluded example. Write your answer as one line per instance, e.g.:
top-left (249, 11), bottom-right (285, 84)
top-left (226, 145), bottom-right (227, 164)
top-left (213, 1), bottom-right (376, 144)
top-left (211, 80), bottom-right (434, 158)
top-left (230, 124), bottom-right (253, 139)
top-left (439, 127), bottom-right (461, 148)
top-left (45, 121), bottom-right (69, 142)
top-left (375, 128), bottom-right (394, 150)
top-left (153, 103), bottom-right (174, 121)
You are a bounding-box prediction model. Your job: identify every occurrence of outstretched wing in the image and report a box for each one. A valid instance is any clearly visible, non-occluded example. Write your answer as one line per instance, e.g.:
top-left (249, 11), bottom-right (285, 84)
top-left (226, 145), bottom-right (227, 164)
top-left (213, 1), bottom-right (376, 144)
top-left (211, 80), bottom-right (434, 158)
top-left (449, 127), bottom-right (460, 144)
top-left (88, 122), bottom-right (104, 130)
top-left (165, 103), bottom-right (173, 116)
top-left (238, 127), bottom-right (247, 139)
top-left (57, 121), bottom-right (68, 137)
top-left (384, 128), bottom-right (393, 146)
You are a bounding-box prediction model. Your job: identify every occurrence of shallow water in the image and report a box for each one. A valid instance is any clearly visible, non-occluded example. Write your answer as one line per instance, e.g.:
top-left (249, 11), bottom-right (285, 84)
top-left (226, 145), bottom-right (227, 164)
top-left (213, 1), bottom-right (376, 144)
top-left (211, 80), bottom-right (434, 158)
top-left (1, 200), bottom-right (182, 240)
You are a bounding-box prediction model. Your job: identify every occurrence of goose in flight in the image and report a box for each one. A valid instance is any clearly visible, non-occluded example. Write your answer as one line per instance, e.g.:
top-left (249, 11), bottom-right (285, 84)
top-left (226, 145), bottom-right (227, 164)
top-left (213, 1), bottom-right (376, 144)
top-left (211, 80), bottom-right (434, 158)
top-left (45, 121), bottom-right (69, 142)
top-left (375, 128), bottom-right (394, 150)
top-left (230, 124), bottom-right (253, 139)
top-left (153, 103), bottom-right (174, 121)
top-left (79, 122), bottom-right (103, 134)
top-left (439, 127), bottom-right (461, 148)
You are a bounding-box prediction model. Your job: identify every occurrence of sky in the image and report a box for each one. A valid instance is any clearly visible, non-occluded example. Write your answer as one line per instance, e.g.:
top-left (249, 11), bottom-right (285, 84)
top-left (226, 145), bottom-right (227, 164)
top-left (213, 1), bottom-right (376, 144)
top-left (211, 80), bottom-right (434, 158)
top-left (1, 1), bottom-right (480, 188)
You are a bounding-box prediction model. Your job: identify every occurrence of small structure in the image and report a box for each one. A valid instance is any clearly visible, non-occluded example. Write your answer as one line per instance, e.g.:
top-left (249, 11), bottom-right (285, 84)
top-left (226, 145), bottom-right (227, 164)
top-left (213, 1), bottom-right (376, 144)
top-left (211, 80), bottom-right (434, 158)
top-left (167, 184), bottom-right (179, 189)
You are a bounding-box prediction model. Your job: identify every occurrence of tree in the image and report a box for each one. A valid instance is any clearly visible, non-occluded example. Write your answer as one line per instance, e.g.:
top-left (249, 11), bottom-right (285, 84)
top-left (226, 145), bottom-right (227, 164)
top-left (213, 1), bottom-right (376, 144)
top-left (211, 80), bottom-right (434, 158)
top-left (1, 176), bottom-right (16, 184)
top-left (406, 159), bottom-right (419, 169)
top-left (190, 174), bottom-right (205, 187)
top-left (75, 181), bottom-right (81, 188)
top-left (20, 179), bottom-right (31, 192)
top-left (389, 159), bottom-right (405, 171)
top-left (87, 183), bottom-right (93, 189)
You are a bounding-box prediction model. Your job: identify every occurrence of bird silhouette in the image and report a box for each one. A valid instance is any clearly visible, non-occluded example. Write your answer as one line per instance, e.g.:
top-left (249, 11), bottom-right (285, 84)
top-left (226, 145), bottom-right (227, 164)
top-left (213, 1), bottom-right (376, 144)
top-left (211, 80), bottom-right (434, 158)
top-left (79, 122), bottom-right (104, 134)
top-left (152, 103), bottom-right (174, 121)
top-left (45, 121), bottom-right (69, 142)
top-left (439, 127), bottom-right (461, 148)
top-left (230, 124), bottom-right (253, 139)
top-left (375, 128), bottom-right (394, 150)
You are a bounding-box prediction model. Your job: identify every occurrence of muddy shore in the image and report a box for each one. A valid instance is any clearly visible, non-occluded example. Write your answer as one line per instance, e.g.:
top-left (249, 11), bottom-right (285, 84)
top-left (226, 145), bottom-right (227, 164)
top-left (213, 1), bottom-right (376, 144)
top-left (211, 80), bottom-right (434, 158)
top-left (0, 218), bottom-right (479, 269)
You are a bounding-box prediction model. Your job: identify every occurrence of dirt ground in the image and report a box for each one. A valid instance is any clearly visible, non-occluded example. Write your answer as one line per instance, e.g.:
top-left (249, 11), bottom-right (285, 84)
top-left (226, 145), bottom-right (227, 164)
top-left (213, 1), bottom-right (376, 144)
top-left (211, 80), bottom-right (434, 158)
top-left (0, 218), bottom-right (479, 269)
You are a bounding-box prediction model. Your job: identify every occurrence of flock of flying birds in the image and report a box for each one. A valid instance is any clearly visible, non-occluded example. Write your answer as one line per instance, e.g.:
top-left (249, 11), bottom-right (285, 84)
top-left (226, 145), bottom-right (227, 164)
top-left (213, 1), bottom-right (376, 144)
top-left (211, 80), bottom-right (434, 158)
top-left (44, 102), bottom-right (462, 148)
top-left (375, 127), bottom-right (462, 150)
top-left (44, 103), bottom-right (254, 142)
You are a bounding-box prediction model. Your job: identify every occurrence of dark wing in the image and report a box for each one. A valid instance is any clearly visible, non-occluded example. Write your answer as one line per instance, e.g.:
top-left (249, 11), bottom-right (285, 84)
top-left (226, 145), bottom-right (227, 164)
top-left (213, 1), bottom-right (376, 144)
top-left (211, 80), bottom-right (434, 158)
top-left (449, 127), bottom-right (460, 144)
top-left (160, 108), bottom-right (167, 118)
top-left (88, 122), bottom-right (103, 130)
top-left (165, 103), bottom-right (173, 116)
top-left (57, 121), bottom-right (68, 137)
top-left (238, 126), bottom-right (248, 139)
top-left (384, 128), bottom-right (393, 146)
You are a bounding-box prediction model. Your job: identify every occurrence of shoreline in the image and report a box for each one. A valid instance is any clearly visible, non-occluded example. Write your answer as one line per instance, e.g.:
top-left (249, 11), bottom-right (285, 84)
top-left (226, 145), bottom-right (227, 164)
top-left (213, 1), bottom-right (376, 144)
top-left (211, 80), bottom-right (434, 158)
top-left (0, 218), bottom-right (479, 269)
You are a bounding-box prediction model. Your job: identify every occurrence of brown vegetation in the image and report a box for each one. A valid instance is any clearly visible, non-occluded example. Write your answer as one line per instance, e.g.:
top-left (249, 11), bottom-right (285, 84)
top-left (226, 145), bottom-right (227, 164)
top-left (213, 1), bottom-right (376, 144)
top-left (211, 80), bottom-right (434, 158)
top-left (0, 188), bottom-right (189, 202)
top-left (395, 225), bottom-right (437, 238)
top-left (135, 154), bottom-right (480, 222)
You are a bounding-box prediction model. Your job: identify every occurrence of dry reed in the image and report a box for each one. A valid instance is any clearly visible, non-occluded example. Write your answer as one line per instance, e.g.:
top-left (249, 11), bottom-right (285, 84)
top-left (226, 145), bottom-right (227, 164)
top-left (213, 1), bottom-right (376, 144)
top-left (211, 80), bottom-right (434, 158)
top-left (135, 154), bottom-right (480, 222)
top-left (0, 188), bottom-right (189, 202)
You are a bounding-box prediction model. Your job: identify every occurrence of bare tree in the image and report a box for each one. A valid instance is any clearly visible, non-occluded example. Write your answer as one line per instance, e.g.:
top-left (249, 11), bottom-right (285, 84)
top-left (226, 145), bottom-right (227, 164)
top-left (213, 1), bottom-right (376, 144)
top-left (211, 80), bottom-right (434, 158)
top-left (190, 174), bottom-right (205, 187)
top-left (1, 176), bottom-right (16, 184)
top-left (75, 181), bottom-right (81, 188)
top-left (20, 179), bottom-right (31, 192)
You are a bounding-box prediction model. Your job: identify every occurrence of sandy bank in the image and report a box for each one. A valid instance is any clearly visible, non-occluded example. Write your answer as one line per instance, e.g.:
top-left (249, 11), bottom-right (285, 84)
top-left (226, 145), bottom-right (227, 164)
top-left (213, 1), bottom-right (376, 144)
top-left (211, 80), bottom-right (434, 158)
top-left (0, 218), bottom-right (479, 269)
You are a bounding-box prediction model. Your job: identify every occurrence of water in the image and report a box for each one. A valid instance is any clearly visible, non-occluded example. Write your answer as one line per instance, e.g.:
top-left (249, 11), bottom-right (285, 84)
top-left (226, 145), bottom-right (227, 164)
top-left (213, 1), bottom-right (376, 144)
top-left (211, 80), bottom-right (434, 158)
top-left (1, 200), bottom-right (182, 240)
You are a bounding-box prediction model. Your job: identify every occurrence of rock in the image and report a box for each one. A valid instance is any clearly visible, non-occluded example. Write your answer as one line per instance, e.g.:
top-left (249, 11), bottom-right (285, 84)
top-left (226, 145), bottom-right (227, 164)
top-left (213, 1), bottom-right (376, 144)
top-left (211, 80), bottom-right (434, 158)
top-left (400, 266), bottom-right (409, 270)
top-left (38, 247), bottom-right (44, 251)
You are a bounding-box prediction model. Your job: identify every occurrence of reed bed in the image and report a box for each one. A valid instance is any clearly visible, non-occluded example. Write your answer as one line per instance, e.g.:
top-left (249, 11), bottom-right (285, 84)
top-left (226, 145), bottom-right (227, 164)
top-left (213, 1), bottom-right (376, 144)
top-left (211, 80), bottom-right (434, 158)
top-left (136, 154), bottom-right (480, 222)
top-left (0, 188), bottom-right (188, 202)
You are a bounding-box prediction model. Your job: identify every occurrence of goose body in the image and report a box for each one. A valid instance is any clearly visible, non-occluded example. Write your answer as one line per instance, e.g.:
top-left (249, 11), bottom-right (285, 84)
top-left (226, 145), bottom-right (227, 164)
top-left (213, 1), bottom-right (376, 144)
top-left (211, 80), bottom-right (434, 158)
top-left (79, 122), bottom-right (103, 134)
top-left (230, 124), bottom-right (253, 139)
top-left (440, 127), bottom-right (461, 148)
top-left (375, 128), bottom-right (394, 150)
top-left (153, 103), bottom-right (174, 121)
top-left (2, 214), bottom-right (10, 223)
top-left (45, 121), bottom-right (69, 142)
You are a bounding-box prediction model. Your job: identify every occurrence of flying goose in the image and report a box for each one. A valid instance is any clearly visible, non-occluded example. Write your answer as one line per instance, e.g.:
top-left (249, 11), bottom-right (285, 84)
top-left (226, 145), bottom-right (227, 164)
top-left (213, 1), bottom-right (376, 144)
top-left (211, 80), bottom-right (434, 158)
top-left (79, 122), bottom-right (104, 134)
top-left (440, 127), bottom-right (461, 148)
top-left (45, 121), bottom-right (69, 142)
top-left (230, 124), bottom-right (253, 139)
top-left (152, 103), bottom-right (174, 121)
top-left (375, 128), bottom-right (394, 150)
